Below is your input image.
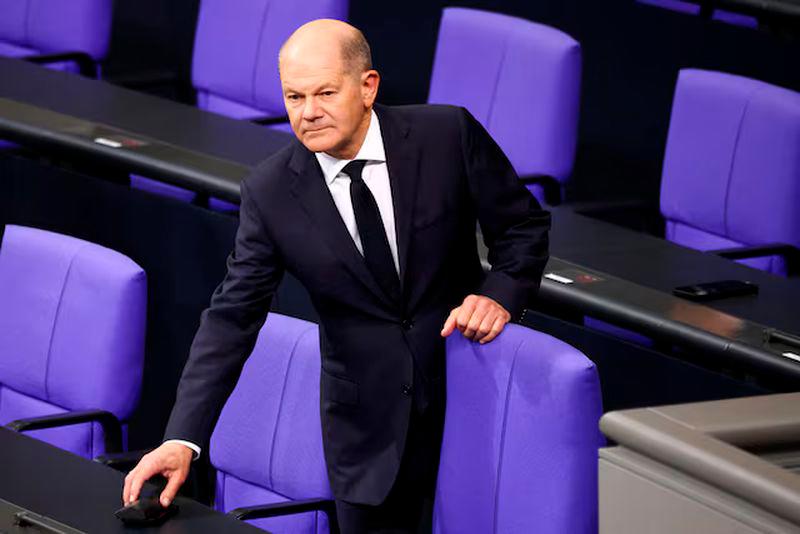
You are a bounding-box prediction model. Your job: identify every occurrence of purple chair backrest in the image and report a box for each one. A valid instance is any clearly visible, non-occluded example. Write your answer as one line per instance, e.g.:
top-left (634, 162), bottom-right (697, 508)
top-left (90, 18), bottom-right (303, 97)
top-left (660, 69), bottom-right (800, 275)
top-left (0, 0), bottom-right (113, 61)
top-left (0, 225), bottom-right (146, 458)
top-left (210, 313), bottom-right (331, 534)
top-left (192, 0), bottom-right (348, 120)
top-left (428, 7), bottom-right (581, 202)
top-left (434, 324), bottom-right (603, 534)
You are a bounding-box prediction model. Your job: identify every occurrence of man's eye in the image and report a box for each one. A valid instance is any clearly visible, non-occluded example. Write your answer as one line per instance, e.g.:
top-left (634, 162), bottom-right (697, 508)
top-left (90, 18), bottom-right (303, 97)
top-left (322, 91), bottom-right (335, 97)
top-left (286, 95), bottom-right (300, 101)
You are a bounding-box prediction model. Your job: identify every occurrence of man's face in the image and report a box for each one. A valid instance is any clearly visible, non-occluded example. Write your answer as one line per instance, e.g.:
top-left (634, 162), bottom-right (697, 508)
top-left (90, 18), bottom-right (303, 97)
top-left (280, 46), bottom-right (376, 158)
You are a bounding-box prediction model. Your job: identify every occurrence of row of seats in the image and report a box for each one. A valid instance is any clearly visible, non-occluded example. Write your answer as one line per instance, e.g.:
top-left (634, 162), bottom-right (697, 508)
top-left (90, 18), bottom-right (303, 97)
top-left (0, 224), bottom-right (603, 532)
top-left (5, 2), bottom-right (798, 279)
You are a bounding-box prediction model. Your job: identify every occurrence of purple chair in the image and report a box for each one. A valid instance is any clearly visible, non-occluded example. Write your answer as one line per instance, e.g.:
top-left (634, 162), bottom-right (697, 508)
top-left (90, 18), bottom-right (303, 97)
top-left (660, 69), bottom-right (800, 276)
top-left (132, 0), bottom-right (348, 212)
top-left (434, 324), bottom-right (603, 534)
top-left (210, 313), bottom-right (335, 533)
top-left (428, 7), bottom-right (581, 205)
top-left (0, 0), bottom-right (113, 77)
top-left (0, 225), bottom-right (146, 459)
top-left (192, 0), bottom-right (346, 123)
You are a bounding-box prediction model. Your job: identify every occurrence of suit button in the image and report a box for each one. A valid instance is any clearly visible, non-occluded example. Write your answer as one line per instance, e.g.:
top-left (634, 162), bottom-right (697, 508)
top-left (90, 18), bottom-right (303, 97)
top-left (401, 319), bottom-right (414, 331)
top-left (401, 384), bottom-right (413, 397)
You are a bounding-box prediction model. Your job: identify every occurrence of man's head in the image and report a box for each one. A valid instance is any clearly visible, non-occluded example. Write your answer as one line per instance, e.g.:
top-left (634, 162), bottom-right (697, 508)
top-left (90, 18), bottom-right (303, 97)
top-left (279, 19), bottom-right (379, 159)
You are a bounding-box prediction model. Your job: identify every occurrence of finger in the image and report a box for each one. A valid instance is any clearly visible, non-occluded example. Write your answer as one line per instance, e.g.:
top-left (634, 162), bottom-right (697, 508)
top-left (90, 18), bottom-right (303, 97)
top-left (440, 308), bottom-right (459, 337)
top-left (123, 471), bottom-right (134, 504)
top-left (464, 297), bottom-right (497, 341)
top-left (479, 315), bottom-right (508, 344)
top-left (474, 309), bottom-right (498, 342)
top-left (463, 298), bottom-right (491, 340)
top-left (455, 296), bottom-right (478, 333)
top-left (128, 461), bottom-right (157, 504)
top-left (159, 470), bottom-right (187, 507)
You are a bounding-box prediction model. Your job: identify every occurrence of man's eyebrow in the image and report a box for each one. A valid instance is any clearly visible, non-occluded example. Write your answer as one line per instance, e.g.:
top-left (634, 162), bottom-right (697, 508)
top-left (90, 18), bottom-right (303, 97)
top-left (284, 84), bottom-right (337, 96)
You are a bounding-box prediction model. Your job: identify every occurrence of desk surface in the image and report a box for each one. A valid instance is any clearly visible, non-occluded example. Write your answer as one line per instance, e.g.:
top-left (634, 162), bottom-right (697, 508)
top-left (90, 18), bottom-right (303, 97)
top-left (0, 57), bottom-right (292, 201)
top-left (548, 207), bottom-right (800, 336)
top-left (0, 428), bottom-right (264, 533)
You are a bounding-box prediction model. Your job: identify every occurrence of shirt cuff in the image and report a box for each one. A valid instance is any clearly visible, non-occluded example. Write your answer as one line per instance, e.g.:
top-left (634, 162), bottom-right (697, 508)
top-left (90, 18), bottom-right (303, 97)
top-left (163, 439), bottom-right (201, 460)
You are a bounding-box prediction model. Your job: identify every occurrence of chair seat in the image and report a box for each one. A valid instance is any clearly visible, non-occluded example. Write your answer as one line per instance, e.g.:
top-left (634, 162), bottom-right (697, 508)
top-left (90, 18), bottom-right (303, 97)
top-left (0, 385), bottom-right (105, 458)
top-left (130, 175), bottom-right (198, 204)
top-left (215, 471), bottom-right (329, 534)
top-left (0, 41), bottom-right (37, 57)
top-left (666, 220), bottom-right (786, 275)
top-left (0, 41), bottom-right (80, 73)
top-left (197, 91), bottom-right (276, 120)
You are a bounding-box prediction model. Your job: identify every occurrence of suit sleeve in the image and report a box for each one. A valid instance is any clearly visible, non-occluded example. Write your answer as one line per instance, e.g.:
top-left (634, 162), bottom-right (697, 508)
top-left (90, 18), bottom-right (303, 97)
top-left (163, 178), bottom-right (285, 446)
top-left (458, 107), bottom-right (551, 319)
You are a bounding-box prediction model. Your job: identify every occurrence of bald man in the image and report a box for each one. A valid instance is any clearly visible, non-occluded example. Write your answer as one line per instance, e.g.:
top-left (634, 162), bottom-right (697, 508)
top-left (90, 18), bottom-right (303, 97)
top-left (123, 19), bottom-right (549, 533)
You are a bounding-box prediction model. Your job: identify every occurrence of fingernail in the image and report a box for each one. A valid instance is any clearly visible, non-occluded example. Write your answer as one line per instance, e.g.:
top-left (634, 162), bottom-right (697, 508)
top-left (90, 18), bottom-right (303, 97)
top-left (162, 498), bottom-right (170, 507)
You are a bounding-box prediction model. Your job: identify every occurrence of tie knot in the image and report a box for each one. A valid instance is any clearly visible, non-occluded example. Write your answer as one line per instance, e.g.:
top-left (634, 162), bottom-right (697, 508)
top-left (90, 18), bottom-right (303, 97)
top-left (341, 160), bottom-right (368, 183)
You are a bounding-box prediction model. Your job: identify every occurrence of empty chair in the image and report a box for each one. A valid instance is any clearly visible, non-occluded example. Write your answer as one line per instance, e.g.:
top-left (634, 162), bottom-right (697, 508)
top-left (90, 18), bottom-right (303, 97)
top-left (427, 8), bottom-right (581, 205)
top-left (434, 324), bottom-right (604, 534)
top-left (0, 225), bottom-right (146, 458)
top-left (0, 0), bottom-right (113, 77)
top-left (660, 69), bottom-right (800, 276)
top-left (210, 313), bottom-right (335, 533)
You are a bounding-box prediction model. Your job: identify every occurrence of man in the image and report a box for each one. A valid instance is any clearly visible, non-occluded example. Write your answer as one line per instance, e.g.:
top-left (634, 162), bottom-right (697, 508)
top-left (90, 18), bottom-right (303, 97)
top-left (123, 19), bottom-right (550, 533)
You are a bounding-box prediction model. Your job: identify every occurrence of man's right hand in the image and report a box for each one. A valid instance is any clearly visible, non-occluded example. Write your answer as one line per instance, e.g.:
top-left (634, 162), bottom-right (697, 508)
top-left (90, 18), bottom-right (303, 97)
top-left (122, 442), bottom-right (193, 507)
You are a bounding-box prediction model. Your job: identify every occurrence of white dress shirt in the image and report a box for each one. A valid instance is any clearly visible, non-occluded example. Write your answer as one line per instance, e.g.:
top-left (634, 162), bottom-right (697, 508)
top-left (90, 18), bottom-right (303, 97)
top-left (165, 110), bottom-right (397, 460)
top-left (315, 110), bottom-right (399, 273)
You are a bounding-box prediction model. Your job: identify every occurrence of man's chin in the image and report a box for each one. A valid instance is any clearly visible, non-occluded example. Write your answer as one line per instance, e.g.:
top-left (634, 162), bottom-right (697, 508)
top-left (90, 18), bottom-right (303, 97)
top-left (301, 132), bottom-right (337, 154)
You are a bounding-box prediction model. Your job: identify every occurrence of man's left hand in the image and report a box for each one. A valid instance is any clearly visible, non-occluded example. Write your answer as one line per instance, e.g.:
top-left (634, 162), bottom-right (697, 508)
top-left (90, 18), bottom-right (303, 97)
top-left (440, 294), bottom-right (511, 344)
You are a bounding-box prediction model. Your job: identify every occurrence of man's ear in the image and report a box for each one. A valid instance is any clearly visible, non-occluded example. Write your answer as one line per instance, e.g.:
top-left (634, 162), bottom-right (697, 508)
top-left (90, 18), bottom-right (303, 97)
top-left (361, 70), bottom-right (380, 106)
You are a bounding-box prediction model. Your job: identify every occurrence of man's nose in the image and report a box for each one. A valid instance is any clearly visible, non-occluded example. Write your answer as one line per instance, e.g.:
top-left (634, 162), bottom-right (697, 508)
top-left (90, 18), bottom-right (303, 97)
top-left (302, 97), bottom-right (323, 121)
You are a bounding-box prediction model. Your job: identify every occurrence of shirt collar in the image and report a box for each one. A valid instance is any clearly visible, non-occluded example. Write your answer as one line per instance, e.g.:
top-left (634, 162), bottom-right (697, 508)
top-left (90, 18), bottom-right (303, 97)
top-left (315, 110), bottom-right (386, 185)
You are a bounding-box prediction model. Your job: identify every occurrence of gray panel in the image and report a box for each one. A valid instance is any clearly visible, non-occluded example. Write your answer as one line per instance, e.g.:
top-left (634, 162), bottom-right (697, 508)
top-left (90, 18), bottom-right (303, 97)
top-left (600, 449), bottom-right (800, 533)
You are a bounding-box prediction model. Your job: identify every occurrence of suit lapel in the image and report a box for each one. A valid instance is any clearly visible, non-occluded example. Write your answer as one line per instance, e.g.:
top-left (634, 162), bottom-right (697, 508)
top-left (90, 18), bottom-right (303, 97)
top-left (375, 104), bottom-right (421, 298)
top-left (287, 142), bottom-right (389, 303)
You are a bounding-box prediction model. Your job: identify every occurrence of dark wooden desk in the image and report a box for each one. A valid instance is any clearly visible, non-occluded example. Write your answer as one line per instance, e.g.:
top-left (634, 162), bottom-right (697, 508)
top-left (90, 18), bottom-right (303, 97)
top-left (0, 427), bottom-right (265, 533)
top-left (548, 206), bottom-right (800, 335)
top-left (0, 57), bottom-right (292, 202)
top-left (536, 208), bottom-right (800, 385)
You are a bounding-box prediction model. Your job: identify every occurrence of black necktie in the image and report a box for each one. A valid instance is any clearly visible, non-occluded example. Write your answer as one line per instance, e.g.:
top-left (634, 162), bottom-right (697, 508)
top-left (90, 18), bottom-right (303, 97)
top-left (341, 160), bottom-right (401, 303)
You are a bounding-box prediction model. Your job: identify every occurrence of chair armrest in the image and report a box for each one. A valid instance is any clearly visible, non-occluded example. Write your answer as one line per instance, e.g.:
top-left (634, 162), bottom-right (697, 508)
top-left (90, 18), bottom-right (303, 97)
top-left (6, 409), bottom-right (123, 453)
top-left (229, 498), bottom-right (339, 533)
top-left (94, 448), bottom-right (151, 472)
top-left (250, 115), bottom-right (290, 126)
top-left (708, 243), bottom-right (800, 275)
top-left (21, 52), bottom-right (98, 78)
top-left (518, 173), bottom-right (562, 205)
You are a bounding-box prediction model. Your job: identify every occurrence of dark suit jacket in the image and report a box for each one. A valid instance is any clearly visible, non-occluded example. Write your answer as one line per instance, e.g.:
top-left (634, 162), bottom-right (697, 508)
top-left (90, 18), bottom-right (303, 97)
top-left (164, 104), bottom-right (550, 505)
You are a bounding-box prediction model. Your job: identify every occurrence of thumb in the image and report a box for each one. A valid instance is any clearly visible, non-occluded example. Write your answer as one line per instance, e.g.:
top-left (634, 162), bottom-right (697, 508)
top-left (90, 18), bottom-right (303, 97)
top-left (159, 473), bottom-right (185, 507)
